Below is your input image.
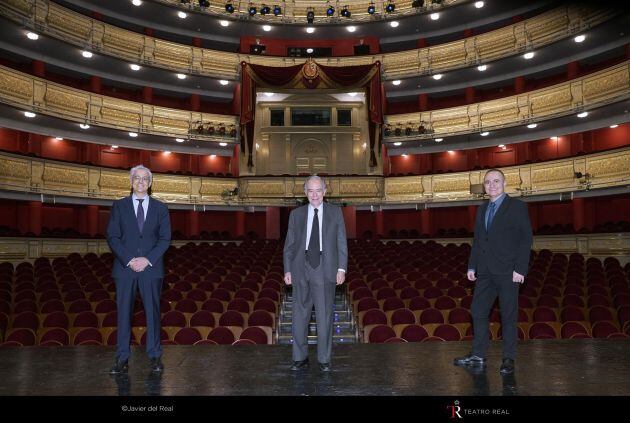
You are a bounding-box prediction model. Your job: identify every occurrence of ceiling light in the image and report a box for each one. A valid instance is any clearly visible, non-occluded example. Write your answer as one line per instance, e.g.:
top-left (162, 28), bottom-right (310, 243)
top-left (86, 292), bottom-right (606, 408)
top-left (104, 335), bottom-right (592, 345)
top-left (262, 25), bottom-right (272, 32)
top-left (577, 111), bottom-right (588, 118)
top-left (129, 132), bottom-right (138, 137)
top-left (480, 131), bottom-right (490, 136)
top-left (523, 52), bottom-right (535, 59)
top-left (447, 150), bottom-right (455, 154)
top-left (178, 11), bottom-right (187, 19)
top-left (527, 123), bottom-right (537, 129)
top-left (220, 142), bottom-right (228, 146)
top-left (176, 73), bottom-right (186, 79)
top-left (164, 151), bottom-right (171, 155)
top-left (219, 80), bottom-right (229, 85)
top-left (111, 145), bottom-right (118, 149)
top-left (220, 20), bottom-right (229, 27)
top-left (390, 21), bottom-right (399, 28)
top-left (306, 48), bottom-right (314, 54)
top-left (433, 74), bottom-right (443, 80)
top-left (81, 50), bottom-right (93, 58)
top-left (609, 124), bottom-right (618, 128)
top-left (262, 92), bottom-right (274, 97)
top-left (430, 13), bottom-right (440, 20)
top-left (26, 32), bottom-right (39, 40)
top-left (54, 137), bottom-right (63, 140)
top-left (80, 124), bottom-right (90, 129)
top-left (498, 144), bottom-right (505, 149)
top-left (131, 0), bottom-right (142, 6)
top-left (574, 34), bottom-right (586, 43)
top-left (348, 92), bottom-right (358, 97)
top-left (402, 154), bottom-right (408, 157)
top-left (129, 64), bottom-right (141, 71)
top-left (306, 27), bottom-right (315, 34)
top-left (434, 138), bottom-right (443, 142)
top-left (24, 111), bottom-right (36, 118)
top-left (474, 1), bottom-right (484, 8)
top-left (210, 154), bottom-right (216, 158)
top-left (394, 142), bottom-right (402, 146)
top-left (347, 26), bottom-right (356, 33)
top-left (175, 138), bottom-right (185, 143)
top-left (477, 65), bottom-right (487, 71)
top-left (392, 80), bottom-right (401, 86)
top-left (550, 136), bottom-right (558, 141)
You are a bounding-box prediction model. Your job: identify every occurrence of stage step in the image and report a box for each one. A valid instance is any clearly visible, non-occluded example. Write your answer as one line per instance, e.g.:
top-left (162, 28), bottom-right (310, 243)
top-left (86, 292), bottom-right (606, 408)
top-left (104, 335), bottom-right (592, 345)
top-left (277, 286), bottom-right (357, 345)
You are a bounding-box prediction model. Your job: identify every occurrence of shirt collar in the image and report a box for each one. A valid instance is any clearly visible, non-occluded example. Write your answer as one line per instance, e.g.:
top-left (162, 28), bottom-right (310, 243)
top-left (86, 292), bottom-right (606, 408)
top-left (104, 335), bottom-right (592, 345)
top-left (490, 193), bottom-right (506, 206)
top-left (309, 203), bottom-right (323, 214)
top-left (132, 193), bottom-right (148, 203)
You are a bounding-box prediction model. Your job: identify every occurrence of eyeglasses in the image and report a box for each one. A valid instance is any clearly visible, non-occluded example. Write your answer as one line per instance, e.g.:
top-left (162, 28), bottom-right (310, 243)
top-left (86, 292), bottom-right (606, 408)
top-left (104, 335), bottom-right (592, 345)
top-left (132, 176), bottom-right (150, 182)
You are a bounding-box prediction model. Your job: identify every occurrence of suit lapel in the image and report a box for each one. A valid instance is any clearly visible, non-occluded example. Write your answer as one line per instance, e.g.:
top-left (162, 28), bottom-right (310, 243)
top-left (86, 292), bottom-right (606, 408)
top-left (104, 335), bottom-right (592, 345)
top-left (126, 196), bottom-right (140, 236)
top-left (488, 194), bottom-right (510, 232)
top-left (299, 205), bottom-right (308, 250)
top-left (480, 201), bottom-right (489, 235)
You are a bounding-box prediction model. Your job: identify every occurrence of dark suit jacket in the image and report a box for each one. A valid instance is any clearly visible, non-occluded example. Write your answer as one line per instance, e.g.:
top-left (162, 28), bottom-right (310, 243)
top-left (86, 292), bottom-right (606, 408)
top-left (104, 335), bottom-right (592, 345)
top-left (468, 194), bottom-right (533, 276)
top-left (283, 202), bottom-right (348, 283)
top-left (106, 195), bottom-right (171, 279)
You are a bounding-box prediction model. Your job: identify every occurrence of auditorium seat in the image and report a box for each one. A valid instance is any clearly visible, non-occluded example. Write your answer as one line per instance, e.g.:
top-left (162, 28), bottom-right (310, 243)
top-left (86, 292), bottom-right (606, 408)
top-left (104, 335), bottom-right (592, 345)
top-left (560, 321), bottom-right (591, 339)
top-left (591, 321), bottom-right (621, 338)
top-left (174, 327), bottom-right (203, 345)
top-left (433, 324), bottom-right (462, 341)
top-left (247, 310), bottom-right (275, 330)
top-left (388, 308), bottom-right (415, 326)
top-left (240, 326), bottom-right (271, 344)
top-left (366, 325), bottom-right (396, 343)
top-left (207, 326), bottom-right (236, 345)
top-left (4, 328), bottom-right (37, 346)
top-left (72, 311), bottom-right (99, 328)
top-left (72, 327), bottom-right (103, 345)
top-left (528, 322), bottom-right (560, 339)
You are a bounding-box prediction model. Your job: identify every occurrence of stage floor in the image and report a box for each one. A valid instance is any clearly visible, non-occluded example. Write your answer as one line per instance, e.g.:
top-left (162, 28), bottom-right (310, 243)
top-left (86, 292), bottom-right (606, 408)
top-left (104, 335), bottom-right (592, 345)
top-left (1, 339), bottom-right (629, 396)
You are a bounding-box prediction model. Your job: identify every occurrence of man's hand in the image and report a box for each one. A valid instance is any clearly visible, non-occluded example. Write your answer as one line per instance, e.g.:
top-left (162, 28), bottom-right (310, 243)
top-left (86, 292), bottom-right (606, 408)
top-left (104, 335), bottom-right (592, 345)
top-left (336, 271), bottom-right (346, 286)
top-left (467, 270), bottom-right (477, 281)
top-left (130, 257), bottom-right (150, 272)
top-left (284, 272), bottom-right (292, 286)
top-left (512, 271), bottom-right (525, 283)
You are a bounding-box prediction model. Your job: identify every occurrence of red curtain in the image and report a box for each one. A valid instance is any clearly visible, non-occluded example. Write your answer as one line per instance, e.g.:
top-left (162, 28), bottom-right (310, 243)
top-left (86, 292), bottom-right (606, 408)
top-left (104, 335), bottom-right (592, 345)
top-left (240, 60), bottom-right (383, 169)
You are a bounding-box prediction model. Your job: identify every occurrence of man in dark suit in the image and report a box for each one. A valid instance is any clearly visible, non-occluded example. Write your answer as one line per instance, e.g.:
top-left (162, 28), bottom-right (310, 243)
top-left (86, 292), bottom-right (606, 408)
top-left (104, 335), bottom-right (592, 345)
top-left (107, 165), bottom-right (171, 374)
top-left (454, 169), bottom-right (532, 374)
top-left (284, 175), bottom-right (348, 372)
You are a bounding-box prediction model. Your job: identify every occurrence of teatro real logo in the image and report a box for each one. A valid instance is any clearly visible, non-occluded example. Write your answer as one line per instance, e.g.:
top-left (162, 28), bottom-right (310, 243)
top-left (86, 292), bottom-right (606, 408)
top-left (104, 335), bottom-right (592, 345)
top-left (446, 400), bottom-right (511, 419)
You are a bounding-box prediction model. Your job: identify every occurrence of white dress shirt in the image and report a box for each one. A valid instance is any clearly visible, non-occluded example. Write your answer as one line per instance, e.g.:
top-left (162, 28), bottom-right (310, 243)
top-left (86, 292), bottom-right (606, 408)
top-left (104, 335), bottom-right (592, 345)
top-left (305, 203), bottom-right (345, 273)
top-left (128, 194), bottom-right (151, 267)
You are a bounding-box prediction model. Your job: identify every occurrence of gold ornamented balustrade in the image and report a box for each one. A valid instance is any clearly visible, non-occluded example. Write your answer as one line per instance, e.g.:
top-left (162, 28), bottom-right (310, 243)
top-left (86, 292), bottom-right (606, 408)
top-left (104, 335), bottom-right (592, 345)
top-left (385, 61), bottom-right (630, 139)
top-left (0, 65), bottom-right (238, 141)
top-left (0, 147), bottom-right (628, 206)
top-left (0, 1), bottom-right (617, 79)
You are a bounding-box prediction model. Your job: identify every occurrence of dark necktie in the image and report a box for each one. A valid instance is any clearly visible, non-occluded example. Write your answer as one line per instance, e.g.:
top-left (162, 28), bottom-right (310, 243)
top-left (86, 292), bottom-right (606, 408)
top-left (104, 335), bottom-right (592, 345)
top-left (486, 201), bottom-right (496, 230)
top-left (307, 208), bottom-right (320, 268)
top-left (137, 198), bottom-right (145, 233)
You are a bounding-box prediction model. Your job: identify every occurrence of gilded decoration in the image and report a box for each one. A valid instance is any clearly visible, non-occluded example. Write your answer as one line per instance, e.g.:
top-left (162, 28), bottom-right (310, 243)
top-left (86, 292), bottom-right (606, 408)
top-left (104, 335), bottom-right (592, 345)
top-left (587, 155), bottom-right (630, 178)
top-left (246, 182), bottom-right (286, 196)
top-left (583, 67), bottom-right (629, 102)
top-left (385, 180), bottom-right (424, 196)
top-left (44, 88), bottom-right (88, 114)
top-left (0, 72), bottom-right (33, 101)
top-left (340, 181), bottom-right (379, 196)
top-left (0, 157), bottom-right (29, 179)
top-left (43, 166), bottom-right (88, 186)
top-left (200, 180), bottom-right (237, 196)
top-left (530, 89), bottom-right (573, 116)
top-left (531, 165), bottom-right (574, 186)
top-left (152, 178), bottom-right (190, 194)
top-left (432, 178), bottom-right (470, 193)
top-left (99, 173), bottom-right (131, 191)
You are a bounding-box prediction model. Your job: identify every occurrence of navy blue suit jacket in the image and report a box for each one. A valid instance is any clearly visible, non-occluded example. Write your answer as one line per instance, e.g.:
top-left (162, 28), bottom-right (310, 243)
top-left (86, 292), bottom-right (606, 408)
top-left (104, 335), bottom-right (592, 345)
top-left (106, 195), bottom-right (171, 279)
top-left (468, 194), bottom-right (533, 277)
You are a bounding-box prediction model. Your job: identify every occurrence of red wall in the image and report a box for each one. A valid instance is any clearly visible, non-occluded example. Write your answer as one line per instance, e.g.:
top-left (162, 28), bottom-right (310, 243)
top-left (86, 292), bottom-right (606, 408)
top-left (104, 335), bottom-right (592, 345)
top-left (389, 125), bottom-right (630, 175)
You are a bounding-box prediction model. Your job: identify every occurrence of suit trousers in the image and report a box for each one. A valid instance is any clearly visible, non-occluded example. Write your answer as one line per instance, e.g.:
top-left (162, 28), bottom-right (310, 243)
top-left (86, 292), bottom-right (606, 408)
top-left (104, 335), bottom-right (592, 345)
top-left (471, 273), bottom-right (519, 360)
top-left (115, 274), bottom-right (163, 361)
top-left (292, 259), bottom-right (336, 364)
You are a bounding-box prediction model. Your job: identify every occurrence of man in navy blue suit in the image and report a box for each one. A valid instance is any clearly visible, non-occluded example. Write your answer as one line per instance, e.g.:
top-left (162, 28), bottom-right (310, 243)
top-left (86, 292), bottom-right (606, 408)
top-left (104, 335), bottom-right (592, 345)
top-left (107, 165), bottom-right (171, 374)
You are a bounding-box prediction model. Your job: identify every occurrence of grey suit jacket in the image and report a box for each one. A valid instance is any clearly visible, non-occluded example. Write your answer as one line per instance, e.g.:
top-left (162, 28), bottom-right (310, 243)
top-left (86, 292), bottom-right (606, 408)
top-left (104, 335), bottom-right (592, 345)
top-left (283, 202), bottom-right (348, 283)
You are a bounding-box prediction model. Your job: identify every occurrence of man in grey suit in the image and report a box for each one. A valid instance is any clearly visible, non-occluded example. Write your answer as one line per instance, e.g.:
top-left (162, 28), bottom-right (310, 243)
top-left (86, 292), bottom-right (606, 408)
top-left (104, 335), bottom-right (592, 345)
top-left (284, 175), bottom-right (348, 372)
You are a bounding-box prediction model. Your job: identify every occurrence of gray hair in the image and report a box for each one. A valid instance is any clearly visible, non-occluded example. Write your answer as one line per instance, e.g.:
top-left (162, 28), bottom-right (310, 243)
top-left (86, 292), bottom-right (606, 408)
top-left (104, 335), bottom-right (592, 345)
top-left (303, 175), bottom-right (326, 192)
top-left (130, 164), bottom-right (153, 185)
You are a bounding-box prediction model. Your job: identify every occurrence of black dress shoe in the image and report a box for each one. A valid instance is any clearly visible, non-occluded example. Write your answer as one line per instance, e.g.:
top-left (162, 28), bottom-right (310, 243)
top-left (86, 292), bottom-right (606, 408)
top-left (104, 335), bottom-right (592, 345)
top-left (453, 353), bottom-right (486, 367)
top-left (499, 358), bottom-right (515, 374)
top-left (318, 362), bottom-right (331, 372)
top-left (149, 357), bottom-right (164, 373)
top-left (290, 358), bottom-right (309, 371)
top-left (109, 360), bottom-right (128, 375)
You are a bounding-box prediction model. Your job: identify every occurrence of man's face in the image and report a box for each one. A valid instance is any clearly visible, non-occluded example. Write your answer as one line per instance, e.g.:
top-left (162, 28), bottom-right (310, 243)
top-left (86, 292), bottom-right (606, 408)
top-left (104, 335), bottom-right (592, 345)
top-left (131, 169), bottom-right (151, 197)
top-left (305, 179), bottom-right (326, 207)
top-left (484, 171), bottom-right (506, 200)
